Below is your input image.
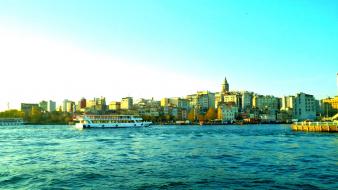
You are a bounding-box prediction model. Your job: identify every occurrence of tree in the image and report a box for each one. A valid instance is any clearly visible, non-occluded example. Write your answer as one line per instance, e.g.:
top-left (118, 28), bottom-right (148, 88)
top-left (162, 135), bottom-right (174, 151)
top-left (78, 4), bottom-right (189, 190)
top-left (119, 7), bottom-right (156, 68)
top-left (30, 107), bottom-right (42, 124)
top-left (0, 110), bottom-right (24, 118)
top-left (187, 109), bottom-right (195, 122)
top-left (198, 114), bottom-right (205, 122)
top-left (205, 108), bottom-right (217, 121)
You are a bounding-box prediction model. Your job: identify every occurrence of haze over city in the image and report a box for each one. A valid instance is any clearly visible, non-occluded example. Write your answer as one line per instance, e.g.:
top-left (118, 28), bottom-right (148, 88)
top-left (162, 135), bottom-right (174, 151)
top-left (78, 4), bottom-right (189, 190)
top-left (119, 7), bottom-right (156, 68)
top-left (1, 0), bottom-right (338, 111)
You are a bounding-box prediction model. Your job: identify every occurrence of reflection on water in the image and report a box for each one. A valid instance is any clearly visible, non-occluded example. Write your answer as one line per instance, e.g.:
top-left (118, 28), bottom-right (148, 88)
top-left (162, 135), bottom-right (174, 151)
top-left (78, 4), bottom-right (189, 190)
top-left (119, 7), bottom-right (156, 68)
top-left (0, 125), bottom-right (337, 189)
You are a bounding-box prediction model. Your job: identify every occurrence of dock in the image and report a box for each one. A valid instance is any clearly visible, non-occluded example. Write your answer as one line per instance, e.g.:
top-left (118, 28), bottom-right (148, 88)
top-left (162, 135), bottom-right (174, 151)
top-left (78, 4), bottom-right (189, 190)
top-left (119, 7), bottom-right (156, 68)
top-left (0, 118), bottom-right (24, 126)
top-left (291, 122), bottom-right (338, 132)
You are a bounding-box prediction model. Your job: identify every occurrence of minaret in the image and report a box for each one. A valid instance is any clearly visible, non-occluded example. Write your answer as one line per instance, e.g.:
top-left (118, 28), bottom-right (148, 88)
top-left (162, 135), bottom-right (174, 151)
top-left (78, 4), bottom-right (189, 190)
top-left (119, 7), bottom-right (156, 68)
top-left (221, 77), bottom-right (229, 94)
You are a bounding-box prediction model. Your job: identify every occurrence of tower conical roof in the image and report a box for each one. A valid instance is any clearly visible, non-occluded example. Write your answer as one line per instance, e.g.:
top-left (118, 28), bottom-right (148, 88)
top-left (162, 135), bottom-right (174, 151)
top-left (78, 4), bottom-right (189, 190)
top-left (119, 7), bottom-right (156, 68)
top-left (223, 77), bottom-right (228, 84)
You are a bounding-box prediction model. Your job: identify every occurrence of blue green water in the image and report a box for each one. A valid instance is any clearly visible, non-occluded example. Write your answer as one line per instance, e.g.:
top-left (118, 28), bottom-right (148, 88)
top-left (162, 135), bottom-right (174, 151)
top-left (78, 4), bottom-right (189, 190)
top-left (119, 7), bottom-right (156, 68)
top-left (0, 125), bottom-right (337, 189)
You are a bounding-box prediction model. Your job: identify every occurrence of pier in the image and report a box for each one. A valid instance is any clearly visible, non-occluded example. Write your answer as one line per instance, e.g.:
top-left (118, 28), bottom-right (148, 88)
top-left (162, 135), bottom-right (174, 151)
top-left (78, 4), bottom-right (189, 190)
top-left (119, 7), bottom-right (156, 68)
top-left (291, 122), bottom-right (338, 132)
top-left (0, 118), bottom-right (24, 126)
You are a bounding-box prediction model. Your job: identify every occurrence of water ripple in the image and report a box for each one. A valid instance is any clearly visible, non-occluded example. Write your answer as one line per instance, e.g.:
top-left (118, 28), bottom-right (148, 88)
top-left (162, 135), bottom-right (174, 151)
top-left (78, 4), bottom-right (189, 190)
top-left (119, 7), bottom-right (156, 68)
top-left (0, 124), bottom-right (337, 189)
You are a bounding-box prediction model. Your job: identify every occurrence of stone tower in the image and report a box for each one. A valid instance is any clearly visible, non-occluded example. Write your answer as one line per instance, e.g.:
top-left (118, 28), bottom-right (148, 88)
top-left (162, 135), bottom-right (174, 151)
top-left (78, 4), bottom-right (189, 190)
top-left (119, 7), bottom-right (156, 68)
top-left (221, 77), bottom-right (229, 93)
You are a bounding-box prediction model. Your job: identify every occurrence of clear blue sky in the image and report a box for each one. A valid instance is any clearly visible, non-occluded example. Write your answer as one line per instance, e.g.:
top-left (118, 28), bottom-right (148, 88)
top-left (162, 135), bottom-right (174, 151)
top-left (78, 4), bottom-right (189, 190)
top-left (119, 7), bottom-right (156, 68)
top-left (0, 0), bottom-right (337, 109)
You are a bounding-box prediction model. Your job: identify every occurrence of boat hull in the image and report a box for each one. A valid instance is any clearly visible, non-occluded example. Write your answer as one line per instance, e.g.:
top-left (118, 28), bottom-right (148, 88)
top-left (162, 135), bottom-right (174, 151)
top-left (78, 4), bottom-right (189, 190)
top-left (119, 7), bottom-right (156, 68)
top-left (75, 122), bottom-right (152, 129)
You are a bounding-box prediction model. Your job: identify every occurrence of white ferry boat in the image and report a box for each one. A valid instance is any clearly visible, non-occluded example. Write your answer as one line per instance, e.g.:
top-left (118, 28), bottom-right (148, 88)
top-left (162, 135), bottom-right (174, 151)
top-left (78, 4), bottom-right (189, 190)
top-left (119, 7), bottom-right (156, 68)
top-left (74, 115), bottom-right (152, 129)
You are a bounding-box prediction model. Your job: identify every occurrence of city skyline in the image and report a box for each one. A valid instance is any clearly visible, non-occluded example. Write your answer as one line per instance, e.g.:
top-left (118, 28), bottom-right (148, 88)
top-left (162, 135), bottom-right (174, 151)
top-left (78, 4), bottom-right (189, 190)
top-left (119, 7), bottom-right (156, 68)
top-left (1, 0), bottom-right (338, 110)
top-left (2, 76), bottom-right (336, 112)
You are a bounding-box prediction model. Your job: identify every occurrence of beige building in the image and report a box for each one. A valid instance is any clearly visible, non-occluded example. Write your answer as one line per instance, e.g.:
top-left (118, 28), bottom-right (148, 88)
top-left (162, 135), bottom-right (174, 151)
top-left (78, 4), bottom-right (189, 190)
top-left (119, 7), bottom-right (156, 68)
top-left (161, 98), bottom-right (177, 107)
top-left (281, 96), bottom-right (295, 111)
top-left (109, 101), bottom-right (121, 111)
top-left (121, 97), bottom-right (133, 110)
top-left (223, 93), bottom-right (242, 109)
top-left (86, 99), bottom-right (96, 108)
top-left (86, 97), bottom-right (106, 111)
top-left (186, 91), bottom-right (215, 113)
top-left (322, 96), bottom-right (338, 110)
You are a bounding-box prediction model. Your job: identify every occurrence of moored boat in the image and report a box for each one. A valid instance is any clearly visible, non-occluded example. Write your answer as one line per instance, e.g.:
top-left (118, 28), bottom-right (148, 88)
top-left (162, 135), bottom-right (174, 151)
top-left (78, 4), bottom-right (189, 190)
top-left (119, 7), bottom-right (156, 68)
top-left (74, 115), bottom-right (152, 129)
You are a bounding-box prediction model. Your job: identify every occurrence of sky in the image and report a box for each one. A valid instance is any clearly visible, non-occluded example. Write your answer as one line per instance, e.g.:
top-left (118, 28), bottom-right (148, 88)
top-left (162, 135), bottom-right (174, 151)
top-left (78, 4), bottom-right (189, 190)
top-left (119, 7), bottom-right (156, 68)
top-left (0, 0), bottom-right (338, 110)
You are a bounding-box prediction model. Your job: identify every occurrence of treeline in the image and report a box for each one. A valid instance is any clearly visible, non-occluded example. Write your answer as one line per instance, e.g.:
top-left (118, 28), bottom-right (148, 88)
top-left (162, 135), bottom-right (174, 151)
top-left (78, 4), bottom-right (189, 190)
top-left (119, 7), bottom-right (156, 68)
top-left (0, 109), bottom-right (73, 124)
top-left (0, 109), bottom-right (24, 118)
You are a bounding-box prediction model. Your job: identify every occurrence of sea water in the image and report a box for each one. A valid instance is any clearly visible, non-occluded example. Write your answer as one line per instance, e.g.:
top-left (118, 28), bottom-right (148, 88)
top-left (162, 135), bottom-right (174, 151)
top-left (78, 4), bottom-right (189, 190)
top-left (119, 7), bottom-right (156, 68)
top-left (0, 125), bottom-right (337, 189)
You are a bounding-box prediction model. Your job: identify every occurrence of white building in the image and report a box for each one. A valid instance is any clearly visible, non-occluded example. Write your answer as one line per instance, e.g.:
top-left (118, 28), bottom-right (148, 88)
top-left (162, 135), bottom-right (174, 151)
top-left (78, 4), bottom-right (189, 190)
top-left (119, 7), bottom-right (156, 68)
top-left (47, 100), bottom-right (56, 112)
top-left (281, 96), bottom-right (295, 111)
top-left (62, 99), bottom-right (75, 113)
top-left (294, 93), bottom-right (317, 121)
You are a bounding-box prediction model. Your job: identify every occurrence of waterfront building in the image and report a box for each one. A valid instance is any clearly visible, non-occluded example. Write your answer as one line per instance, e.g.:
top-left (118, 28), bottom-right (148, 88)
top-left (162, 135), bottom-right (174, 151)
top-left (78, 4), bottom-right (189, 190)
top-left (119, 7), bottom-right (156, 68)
top-left (322, 96), bottom-right (338, 110)
top-left (47, 100), bottom-right (56, 112)
top-left (186, 91), bottom-right (215, 114)
top-left (321, 96), bottom-right (338, 117)
top-left (176, 98), bottom-right (190, 110)
top-left (197, 91), bottom-right (215, 113)
top-left (160, 98), bottom-right (176, 107)
top-left (108, 101), bottom-right (121, 111)
top-left (224, 93), bottom-right (242, 110)
top-left (39, 100), bottom-right (48, 111)
top-left (161, 97), bottom-right (190, 110)
top-left (141, 98), bottom-right (161, 108)
top-left (241, 91), bottom-right (253, 111)
top-left (252, 95), bottom-right (280, 112)
top-left (62, 99), bottom-right (76, 113)
top-left (186, 94), bottom-right (198, 108)
top-left (21, 103), bottom-right (39, 114)
top-left (217, 103), bottom-right (238, 122)
top-left (163, 106), bottom-right (176, 119)
top-left (260, 112), bottom-right (277, 122)
top-left (86, 99), bottom-right (95, 109)
top-left (94, 97), bottom-right (106, 111)
top-left (138, 107), bottom-right (160, 117)
top-left (121, 97), bottom-right (133, 110)
top-left (277, 110), bottom-right (293, 123)
top-left (293, 93), bottom-right (317, 121)
top-left (86, 97), bottom-right (106, 111)
top-left (159, 97), bottom-right (189, 120)
top-left (281, 96), bottom-right (295, 111)
top-left (214, 92), bottom-right (222, 109)
top-left (135, 98), bottom-right (161, 117)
